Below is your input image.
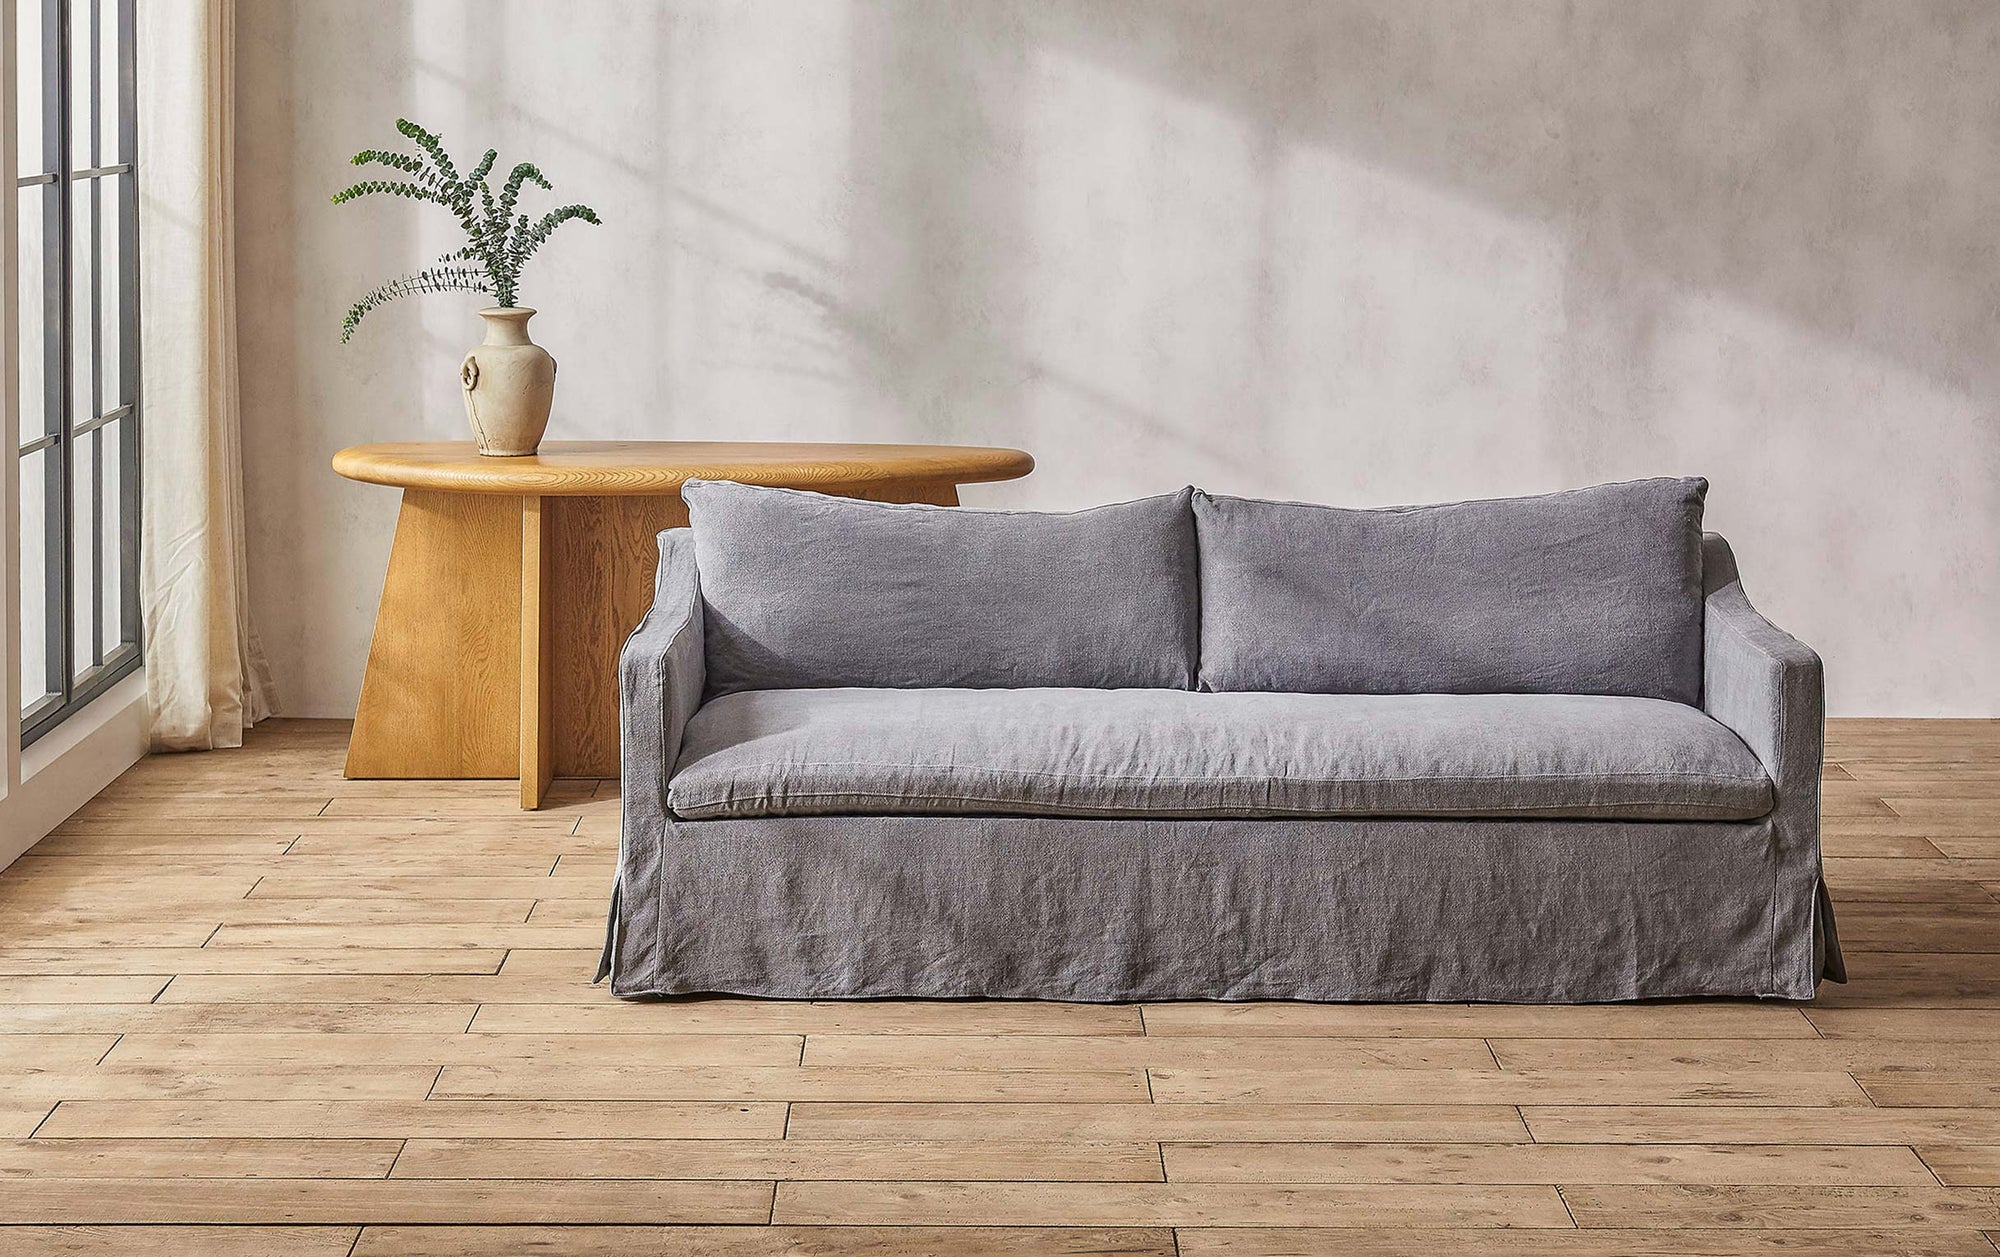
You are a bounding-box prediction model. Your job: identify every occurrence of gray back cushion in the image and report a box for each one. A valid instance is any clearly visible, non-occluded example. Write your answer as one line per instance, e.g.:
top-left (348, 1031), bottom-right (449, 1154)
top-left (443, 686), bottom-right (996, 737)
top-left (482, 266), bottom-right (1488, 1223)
top-left (683, 480), bottom-right (1199, 695)
top-left (1194, 478), bottom-right (1707, 703)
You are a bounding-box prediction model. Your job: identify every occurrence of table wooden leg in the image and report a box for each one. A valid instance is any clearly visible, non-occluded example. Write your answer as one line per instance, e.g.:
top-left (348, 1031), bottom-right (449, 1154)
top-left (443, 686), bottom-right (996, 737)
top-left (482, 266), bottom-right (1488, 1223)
top-left (520, 495), bottom-right (554, 808)
top-left (346, 489), bottom-right (523, 781)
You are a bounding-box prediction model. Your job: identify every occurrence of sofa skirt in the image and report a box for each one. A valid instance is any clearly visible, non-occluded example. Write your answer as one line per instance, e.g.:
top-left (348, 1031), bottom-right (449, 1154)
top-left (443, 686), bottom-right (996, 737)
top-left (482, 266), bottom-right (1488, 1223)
top-left (597, 813), bottom-right (1841, 1003)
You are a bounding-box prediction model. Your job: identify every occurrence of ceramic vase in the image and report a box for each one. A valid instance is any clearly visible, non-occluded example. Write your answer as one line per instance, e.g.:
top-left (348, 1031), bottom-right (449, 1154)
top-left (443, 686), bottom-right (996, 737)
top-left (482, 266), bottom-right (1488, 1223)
top-left (460, 307), bottom-right (556, 456)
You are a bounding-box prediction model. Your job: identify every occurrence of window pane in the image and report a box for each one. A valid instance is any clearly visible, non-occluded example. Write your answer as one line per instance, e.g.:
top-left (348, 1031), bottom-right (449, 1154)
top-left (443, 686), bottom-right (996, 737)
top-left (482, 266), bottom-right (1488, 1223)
top-left (71, 179), bottom-right (96, 426)
top-left (68, 0), bottom-right (94, 170)
top-left (15, 0), bottom-right (44, 177)
top-left (98, 174), bottom-right (126, 408)
top-left (98, 417), bottom-right (125, 656)
top-left (98, 0), bottom-right (123, 165)
top-left (71, 431), bottom-right (97, 677)
top-left (20, 448), bottom-right (55, 710)
top-left (17, 186), bottom-right (49, 444)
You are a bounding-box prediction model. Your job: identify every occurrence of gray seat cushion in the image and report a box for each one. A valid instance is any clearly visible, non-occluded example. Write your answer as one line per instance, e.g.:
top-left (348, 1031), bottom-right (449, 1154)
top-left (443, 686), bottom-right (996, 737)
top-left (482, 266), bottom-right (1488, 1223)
top-left (1194, 478), bottom-right (1708, 703)
top-left (682, 480), bottom-right (1199, 696)
top-left (668, 688), bottom-right (1772, 821)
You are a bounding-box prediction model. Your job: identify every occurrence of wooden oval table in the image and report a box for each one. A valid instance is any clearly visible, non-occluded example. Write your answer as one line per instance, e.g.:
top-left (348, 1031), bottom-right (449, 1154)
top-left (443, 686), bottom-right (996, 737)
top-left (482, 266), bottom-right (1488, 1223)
top-left (333, 441), bottom-right (1035, 807)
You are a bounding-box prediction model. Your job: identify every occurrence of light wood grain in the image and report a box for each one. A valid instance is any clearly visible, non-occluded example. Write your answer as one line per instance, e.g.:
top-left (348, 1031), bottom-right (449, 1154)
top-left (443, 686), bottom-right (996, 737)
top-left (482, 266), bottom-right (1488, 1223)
top-left (331, 440), bottom-right (1033, 497)
top-left (784, 1103), bottom-right (1532, 1144)
top-left (102, 1032), bottom-right (803, 1069)
top-left (1174, 1229), bottom-right (1998, 1255)
top-left (802, 1034), bottom-right (1493, 1071)
top-left (1914, 1146), bottom-right (2000, 1187)
top-left (348, 1226), bottom-right (1176, 1257)
top-left (0, 1138), bottom-right (403, 1179)
top-left (1140, 1003), bottom-right (1818, 1038)
top-left (1559, 1184), bottom-right (2000, 1229)
top-left (0, 1178), bottom-right (775, 1224)
top-left (430, 1063), bottom-right (1154, 1103)
top-left (546, 493), bottom-right (688, 776)
top-left (0, 1003), bottom-right (482, 1034)
top-left (1522, 1106), bottom-right (2000, 1144)
top-left (1147, 1067), bottom-right (1870, 1106)
top-left (520, 494), bottom-right (553, 807)
top-left (0, 1227), bottom-right (363, 1256)
top-left (467, 999), bottom-right (1145, 1036)
top-left (0, 715), bottom-right (1992, 1252)
top-left (344, 489), bottom-right (522, 780)
top-left (35, 1100), bottom-right (785, 1140)
top-left (770, 1181), bottom-right (1573, 1228)
top-left (393, 1138), bottom-right (1165, 1182)
top-left (1161, 1141), bottom-right (1937, 1185)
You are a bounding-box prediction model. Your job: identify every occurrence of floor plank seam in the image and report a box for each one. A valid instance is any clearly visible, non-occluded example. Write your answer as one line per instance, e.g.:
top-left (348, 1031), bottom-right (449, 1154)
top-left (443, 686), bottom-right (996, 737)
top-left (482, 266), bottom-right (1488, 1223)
top-left (381, 1139), bottom-right (409, 1181)
top-left (22, 1104), bottom-right (57, 1139)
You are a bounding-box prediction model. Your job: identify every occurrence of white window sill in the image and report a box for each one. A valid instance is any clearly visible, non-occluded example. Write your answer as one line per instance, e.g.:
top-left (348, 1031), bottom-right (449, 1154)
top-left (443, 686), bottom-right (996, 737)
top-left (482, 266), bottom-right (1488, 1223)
top-left (1, 670), bottom-right (149, 869)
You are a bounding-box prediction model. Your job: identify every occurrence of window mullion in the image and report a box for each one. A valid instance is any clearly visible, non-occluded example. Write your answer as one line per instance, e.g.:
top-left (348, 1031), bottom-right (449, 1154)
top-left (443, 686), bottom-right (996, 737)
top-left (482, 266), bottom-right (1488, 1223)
top-left (86, 0), bottom-right (102, 670)
top-left (116, 0), bottom-right (137, 648)
top-left (45, 0), bottom-right (70, 713)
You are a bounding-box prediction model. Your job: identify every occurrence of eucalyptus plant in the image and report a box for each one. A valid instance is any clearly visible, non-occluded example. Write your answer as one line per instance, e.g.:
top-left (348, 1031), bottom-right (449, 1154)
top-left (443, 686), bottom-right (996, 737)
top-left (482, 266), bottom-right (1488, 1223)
top-left (334, 118), bottom-right (601, 342)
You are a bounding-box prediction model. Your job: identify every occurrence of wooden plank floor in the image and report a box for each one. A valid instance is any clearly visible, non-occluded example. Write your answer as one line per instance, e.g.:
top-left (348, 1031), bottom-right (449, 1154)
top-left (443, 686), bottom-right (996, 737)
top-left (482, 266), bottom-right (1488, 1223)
top-left (0, 717), bottom-right (1995, 1255)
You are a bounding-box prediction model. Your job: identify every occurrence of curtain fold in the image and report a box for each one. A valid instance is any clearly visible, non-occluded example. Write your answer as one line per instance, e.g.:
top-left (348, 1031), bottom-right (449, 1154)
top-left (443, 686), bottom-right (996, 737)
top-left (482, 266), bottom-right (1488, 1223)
top-left (137, 0), bottom-right (273, 751)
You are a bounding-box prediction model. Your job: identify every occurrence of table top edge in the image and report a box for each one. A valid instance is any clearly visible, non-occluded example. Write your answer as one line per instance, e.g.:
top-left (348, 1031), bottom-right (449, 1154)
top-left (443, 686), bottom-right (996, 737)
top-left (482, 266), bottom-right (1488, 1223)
top-left (331, 441), bottom-right (1037, 495)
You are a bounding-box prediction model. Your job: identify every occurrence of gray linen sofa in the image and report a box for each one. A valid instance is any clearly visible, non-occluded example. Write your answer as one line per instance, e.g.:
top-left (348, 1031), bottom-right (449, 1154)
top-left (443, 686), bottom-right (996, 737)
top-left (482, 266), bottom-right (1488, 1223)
top-left (598, 476), bottom-right (1844, 1003)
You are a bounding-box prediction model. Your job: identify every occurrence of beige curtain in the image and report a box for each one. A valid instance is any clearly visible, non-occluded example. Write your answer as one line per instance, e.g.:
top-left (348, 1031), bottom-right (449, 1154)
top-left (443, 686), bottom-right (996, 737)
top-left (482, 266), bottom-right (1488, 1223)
top-left (137, 0), bottom-right (272, 750)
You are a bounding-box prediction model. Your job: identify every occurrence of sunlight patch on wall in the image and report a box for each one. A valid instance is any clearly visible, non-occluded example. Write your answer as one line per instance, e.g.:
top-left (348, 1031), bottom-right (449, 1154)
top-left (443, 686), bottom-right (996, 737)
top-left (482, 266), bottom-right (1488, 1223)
top-left (1260, 142), bottom-right (1568, 507)
top-left (1014, 48), bottom-right (1568, 506)
top-left (1647, 288), bottom-right (1998, 715)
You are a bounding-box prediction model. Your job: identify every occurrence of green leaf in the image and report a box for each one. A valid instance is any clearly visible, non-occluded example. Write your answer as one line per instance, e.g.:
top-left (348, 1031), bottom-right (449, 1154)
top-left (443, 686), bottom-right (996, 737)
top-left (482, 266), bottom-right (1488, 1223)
top-left (339, 264), bottom-right (490, 343)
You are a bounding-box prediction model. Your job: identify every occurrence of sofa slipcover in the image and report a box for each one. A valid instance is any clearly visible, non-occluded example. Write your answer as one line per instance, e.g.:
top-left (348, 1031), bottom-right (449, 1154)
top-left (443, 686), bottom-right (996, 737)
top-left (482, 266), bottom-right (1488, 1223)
top-left (602, 812), bottom-right (1802, 1002)
top-left (603, 494), bottom-right (1842, 1003)
top-left (683, 479), bottom-right (1199, 695)
top-left (1193, 478), bottom-right (1707, 702)
top-left (669, 688), bottom-right (1773, 821)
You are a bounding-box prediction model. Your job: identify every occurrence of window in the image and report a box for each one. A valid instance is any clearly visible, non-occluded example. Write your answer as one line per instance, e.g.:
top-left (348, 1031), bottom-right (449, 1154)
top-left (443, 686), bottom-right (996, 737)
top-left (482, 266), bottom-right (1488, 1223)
top-left (14, 0), bottom-right (139, 745)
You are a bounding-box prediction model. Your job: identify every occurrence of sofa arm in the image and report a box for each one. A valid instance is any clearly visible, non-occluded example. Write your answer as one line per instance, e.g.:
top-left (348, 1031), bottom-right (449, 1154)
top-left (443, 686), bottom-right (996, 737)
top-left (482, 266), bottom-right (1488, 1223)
top-left (600, 528), bottom-right (705, 983)
top-left (619, 527), bottom-right (706, 813)
top-left (1701, 533), bottom-right (1822, 792)
top-left (1701, 532), bottom-right (1842, 985)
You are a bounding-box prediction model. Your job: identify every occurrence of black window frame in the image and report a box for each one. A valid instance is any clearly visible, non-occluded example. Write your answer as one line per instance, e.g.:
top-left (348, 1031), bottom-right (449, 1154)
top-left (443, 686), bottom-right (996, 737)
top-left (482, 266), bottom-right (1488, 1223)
top-left (15, 0), bottom-right (141, 747)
